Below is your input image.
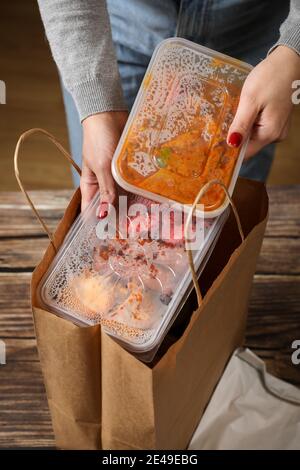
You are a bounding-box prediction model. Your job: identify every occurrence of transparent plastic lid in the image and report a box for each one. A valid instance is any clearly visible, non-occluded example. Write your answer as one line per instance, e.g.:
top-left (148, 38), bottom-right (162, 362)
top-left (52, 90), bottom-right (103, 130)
top-left (112, 38), bottom-right (252, 218)
top-left (37, 191), bottom-right (229, 355)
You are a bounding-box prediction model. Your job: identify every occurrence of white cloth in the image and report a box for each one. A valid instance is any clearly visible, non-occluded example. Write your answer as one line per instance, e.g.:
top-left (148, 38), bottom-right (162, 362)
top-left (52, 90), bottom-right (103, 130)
top-left (189, 348), bottom-right (300, 450)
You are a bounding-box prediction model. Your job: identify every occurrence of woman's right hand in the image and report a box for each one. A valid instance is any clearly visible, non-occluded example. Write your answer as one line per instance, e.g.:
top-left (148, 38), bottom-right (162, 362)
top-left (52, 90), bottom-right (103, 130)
top-left (81, 110), bottom-right (128, 216)
top-left (227, 45), bottom-right (300, 158)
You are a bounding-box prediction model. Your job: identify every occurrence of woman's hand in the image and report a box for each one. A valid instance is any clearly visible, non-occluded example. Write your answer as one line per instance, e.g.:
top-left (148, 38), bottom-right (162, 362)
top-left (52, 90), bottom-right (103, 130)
top-left (227, 45), bottom-right (300, 158)
top-left (81, 110), bottom-right (128, 215)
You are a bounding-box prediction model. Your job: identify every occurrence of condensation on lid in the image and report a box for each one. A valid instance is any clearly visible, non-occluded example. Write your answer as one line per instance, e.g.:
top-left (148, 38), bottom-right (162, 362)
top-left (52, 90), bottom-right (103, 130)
top-left (112, 38), bottom-right (252, 218)
top-left (37, 191), bottom-right (229, 357)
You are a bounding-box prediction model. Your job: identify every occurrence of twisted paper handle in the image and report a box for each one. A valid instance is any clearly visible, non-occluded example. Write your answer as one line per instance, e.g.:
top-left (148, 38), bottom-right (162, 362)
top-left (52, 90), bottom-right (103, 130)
top-left (14, 128), bottom-right (81, 252)
top-left (184, 179), bottom-right (245, 308)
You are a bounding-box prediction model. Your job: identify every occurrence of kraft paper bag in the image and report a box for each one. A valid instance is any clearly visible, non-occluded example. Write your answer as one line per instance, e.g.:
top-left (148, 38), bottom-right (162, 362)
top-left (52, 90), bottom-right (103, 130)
top-left (30, 178), bottom-right (268, 450)
top-left (31, 189), bottom-right (102, 450)
top-left (101, 178), bottom-right (268, 450)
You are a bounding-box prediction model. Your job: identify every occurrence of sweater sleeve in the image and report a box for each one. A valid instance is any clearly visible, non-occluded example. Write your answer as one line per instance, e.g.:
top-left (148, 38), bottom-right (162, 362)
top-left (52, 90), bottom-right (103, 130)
top-left (269, 0), bottom-right (300, 56)
top-left (37, 0), bottom-right (127, 121)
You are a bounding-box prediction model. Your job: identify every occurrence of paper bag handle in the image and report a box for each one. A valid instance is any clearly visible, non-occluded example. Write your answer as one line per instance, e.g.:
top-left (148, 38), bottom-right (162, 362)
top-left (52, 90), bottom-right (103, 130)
top-left (14, 128), bottom-right (81, 253)
top-left (184, 179), bottom-right (245, 308)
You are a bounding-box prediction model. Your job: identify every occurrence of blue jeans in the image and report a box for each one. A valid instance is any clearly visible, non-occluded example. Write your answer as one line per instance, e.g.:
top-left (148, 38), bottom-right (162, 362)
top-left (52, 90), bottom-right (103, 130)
top-left (63, 0), bottom-right (289, 187)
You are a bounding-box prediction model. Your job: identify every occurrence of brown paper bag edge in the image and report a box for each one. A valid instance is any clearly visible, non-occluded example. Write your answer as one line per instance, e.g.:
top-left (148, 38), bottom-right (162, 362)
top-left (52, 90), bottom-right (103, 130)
top-left (30, 188), bottom-right (102, 449)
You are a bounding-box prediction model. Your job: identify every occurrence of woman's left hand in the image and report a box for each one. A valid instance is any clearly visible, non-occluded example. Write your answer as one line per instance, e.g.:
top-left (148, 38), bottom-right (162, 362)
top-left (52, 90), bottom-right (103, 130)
top-left (227, 45), bottom-right (300, 158)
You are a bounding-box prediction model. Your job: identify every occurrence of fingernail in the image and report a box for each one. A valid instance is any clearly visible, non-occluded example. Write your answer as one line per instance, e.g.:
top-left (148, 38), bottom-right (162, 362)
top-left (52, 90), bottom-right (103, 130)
top-left (99, 210), bottom-right (108, 219)
top-left (97, 202), bottom-right (108, 219)
top-left (228, 132), bottom-right (243, 148)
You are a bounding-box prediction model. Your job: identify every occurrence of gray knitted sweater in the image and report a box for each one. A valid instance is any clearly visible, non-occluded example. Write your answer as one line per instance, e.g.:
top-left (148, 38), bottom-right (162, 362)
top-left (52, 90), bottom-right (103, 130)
top-left (38, 0), bottom-right (300, 122)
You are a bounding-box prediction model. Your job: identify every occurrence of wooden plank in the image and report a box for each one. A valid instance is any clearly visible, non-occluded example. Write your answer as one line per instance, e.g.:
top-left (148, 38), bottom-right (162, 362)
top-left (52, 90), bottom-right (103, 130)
top-left (0, 343), bottom-right (298, 449)
top-left (0, 209), bottom-right (65, 238)
top-left (0, 353), bottom-right (297, 450)
top-left (266, 186), bottom-right (300, 237)
top-left (0, 272), bottom-right (299, 383)
top-left (248, 275), bottom-right (300, 326)
top-left (0, 238), bottom-right (49, 269)
top-left (1, 235), bottom-right (299, 275)
top-left (249, 348), bottom-right (300, 386)
top-left (267, 185), bottom-right (300, 207)
top-left (4, 338), bottom-right (39, 362)
top-left (0, 185), bottom-right (299, 448)
top-left (256, 237), bottom-right (300, 275)
top-left (0, 273), bottom-right (34, 338)
top-left (0, 361), bottom-right (54, 448)
top-left (5, 335), bottom-right (298, 389)
top-left (0, 341), bottom-right (298, 449)
top-left (0, 271), bottom-right (298, 448)
top-left (0, 0), bottom-right (72, 192)
top-left (0, 190), bottom-right (73, 207)
top-left (0, 186), bottom-right (299, 238)
top-left (0, 270), bottom-right (299, 383)
top-left (246, 274), bottom-right (300, 385)
top-left (0, 190), bottom-right (73, 237)
top-left (1, 187), bottom-right (298, 213)
top-left (1, 272), bottom-right (299, 344)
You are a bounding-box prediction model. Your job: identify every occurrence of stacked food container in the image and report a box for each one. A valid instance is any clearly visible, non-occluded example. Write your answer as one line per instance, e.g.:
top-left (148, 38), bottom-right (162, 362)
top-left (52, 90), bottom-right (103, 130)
top-left (38, 38), bottom-right (251, 361)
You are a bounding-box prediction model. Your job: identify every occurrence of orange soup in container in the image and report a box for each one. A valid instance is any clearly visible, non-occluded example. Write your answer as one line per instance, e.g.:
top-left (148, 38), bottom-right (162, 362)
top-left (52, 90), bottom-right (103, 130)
top-left (112, 38), bottom-right (252, 217)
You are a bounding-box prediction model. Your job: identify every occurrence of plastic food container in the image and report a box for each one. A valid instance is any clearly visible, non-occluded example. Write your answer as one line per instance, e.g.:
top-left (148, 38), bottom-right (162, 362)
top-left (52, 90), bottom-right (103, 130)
top-left (37, 192), bottom-right (229, 361)
top-left (112, 38), bottom-right (252, 218)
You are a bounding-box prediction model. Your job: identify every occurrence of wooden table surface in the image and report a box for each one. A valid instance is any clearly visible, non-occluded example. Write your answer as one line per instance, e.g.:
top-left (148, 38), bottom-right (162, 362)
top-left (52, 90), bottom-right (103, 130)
top-left (0, 186), bottom-right (299, 448)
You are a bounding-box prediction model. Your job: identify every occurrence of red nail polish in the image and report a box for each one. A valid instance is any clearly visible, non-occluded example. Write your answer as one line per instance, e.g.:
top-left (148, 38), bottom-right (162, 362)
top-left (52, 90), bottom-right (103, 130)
top-left (228, 132), bottom-right (243, 148)
top-left (98, 210), bottom-right (108, 219)
top-left (97, 201), bottom-right (109, 219)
